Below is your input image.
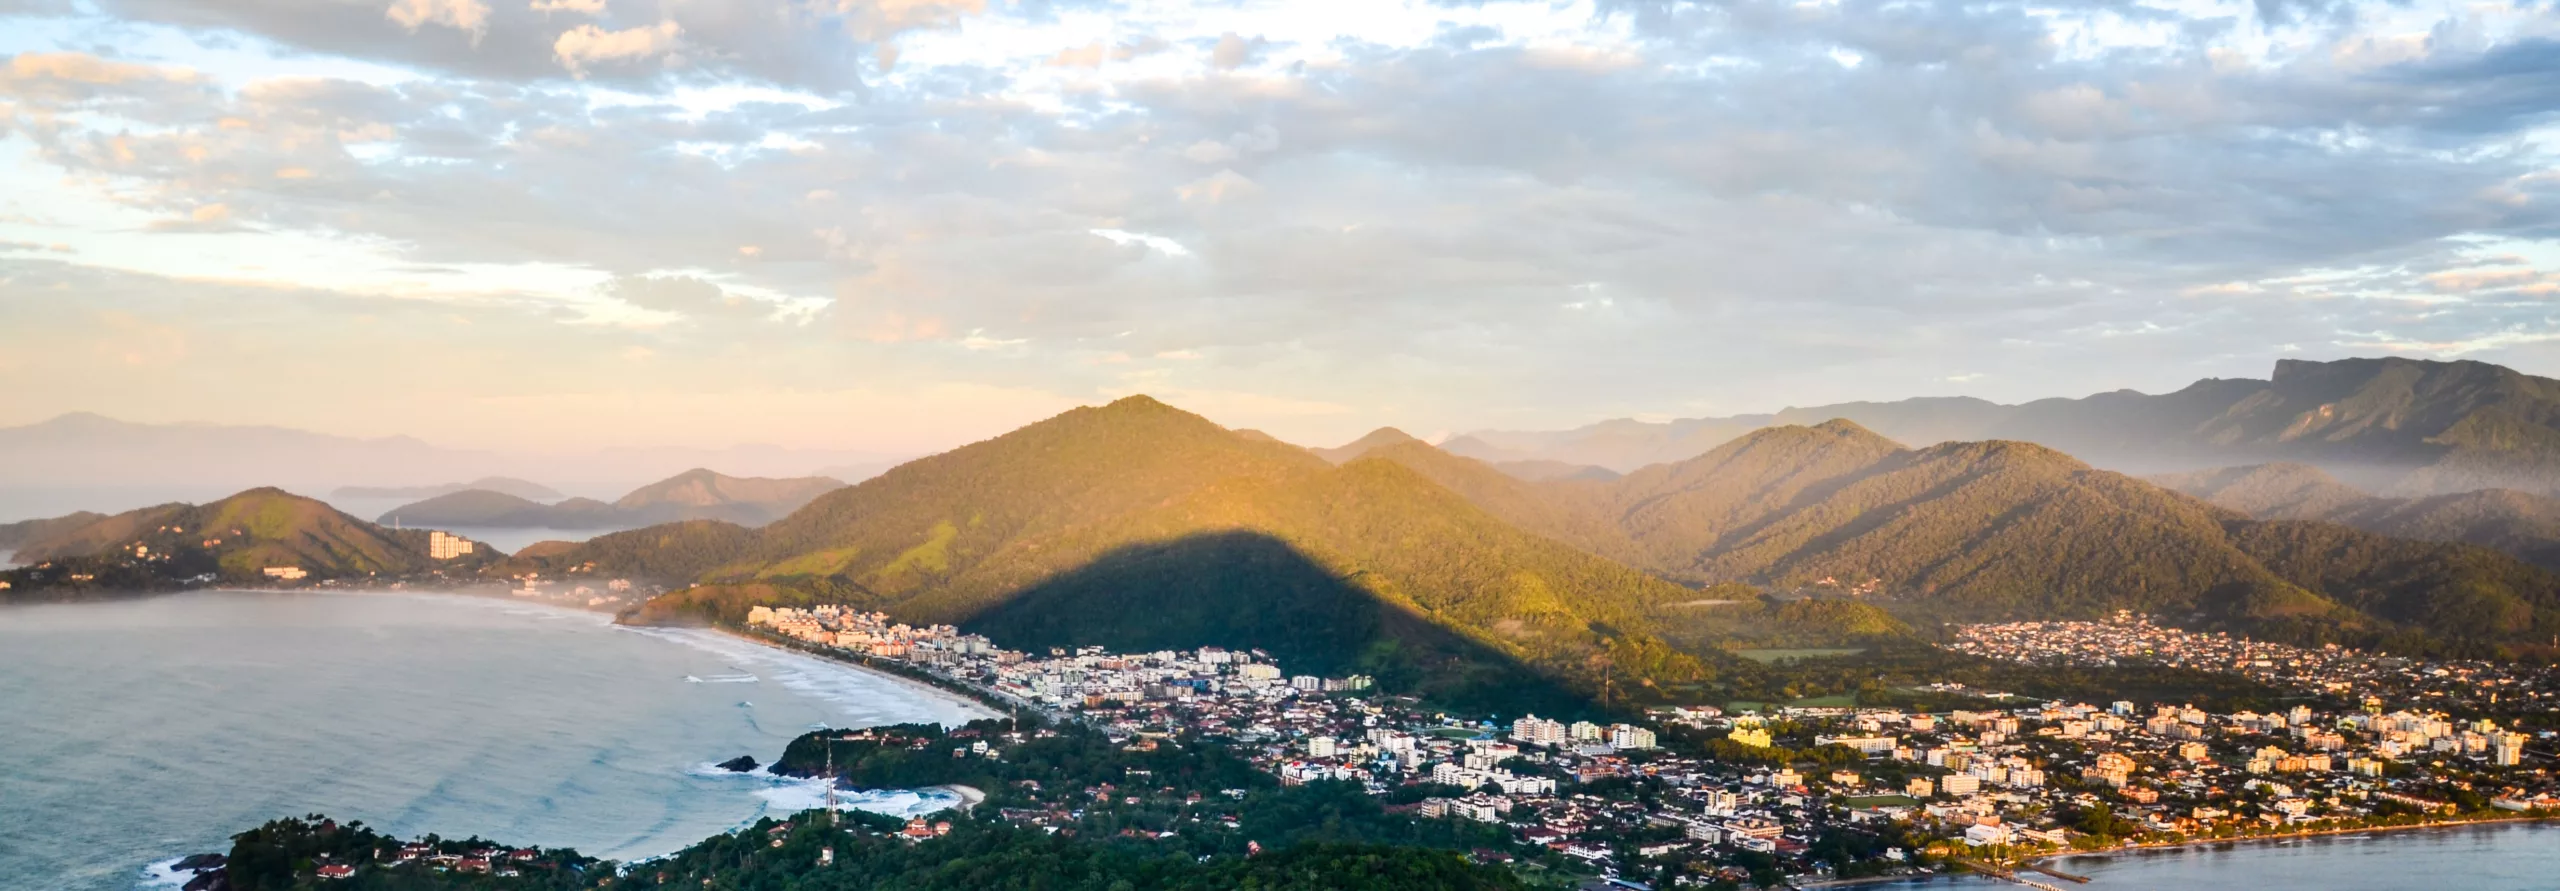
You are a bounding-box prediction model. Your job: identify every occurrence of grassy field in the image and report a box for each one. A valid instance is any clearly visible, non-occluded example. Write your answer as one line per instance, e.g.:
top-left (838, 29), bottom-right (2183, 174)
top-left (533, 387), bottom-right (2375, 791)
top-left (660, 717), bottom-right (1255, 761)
top-left (1733, 647), bottom-right (1867, 663)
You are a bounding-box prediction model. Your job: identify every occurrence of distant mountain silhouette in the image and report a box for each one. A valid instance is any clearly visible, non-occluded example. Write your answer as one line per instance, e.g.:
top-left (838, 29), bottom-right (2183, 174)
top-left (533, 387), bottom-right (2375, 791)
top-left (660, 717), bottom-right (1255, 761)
top-left (1451, 357), bottom-right (2560, 499)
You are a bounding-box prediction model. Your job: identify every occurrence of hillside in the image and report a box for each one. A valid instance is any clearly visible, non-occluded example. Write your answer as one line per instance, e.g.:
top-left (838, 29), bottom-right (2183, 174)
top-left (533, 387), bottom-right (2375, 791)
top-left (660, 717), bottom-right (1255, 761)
top-left (631, 397), bottom-right (1720, 708)
top-left (335, 476), bottom-right (562, 501)
top-left (613, 468), bottom-right (845, 525)
top-left (0, 511), bottom-right (108, 560)
top-left (496, 520), bottom-right (759, 582)
top-left (1395, 425), bottom-right (2560, 654)
top-left (1454, 357), bottom-right (2560, 498)
top-left (1309, 427), bottom-right (1423, 464)
top-left (0, 488), bottom-right (496, 599)
top-left (2157, 463), bottom-right (2560, 570)
top-left (375, 469), bottom-right (843, 530)
top-left (378, 490), bottom-right (622, 529)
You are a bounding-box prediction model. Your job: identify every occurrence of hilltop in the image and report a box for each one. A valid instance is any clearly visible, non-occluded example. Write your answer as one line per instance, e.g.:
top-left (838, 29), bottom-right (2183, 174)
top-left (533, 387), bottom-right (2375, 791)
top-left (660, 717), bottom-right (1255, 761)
top-left (620, 396), bottom-right (1719, 709)
top-left (1453, 357), bottom-right (2560, 498)
top-left (375, 468), bottom-right (844, 530)
top-left (2157, 463), bottom-right (2560, 571)
top-left (1375, 424), bottom-right (2560, 655)
top-left (0, 488), bottom-right (498, 601)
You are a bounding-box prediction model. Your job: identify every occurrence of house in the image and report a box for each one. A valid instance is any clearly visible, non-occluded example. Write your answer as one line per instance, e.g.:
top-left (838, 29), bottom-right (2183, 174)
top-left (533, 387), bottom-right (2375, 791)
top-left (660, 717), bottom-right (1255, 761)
top-left (316, 864), bottom-right (355, 879)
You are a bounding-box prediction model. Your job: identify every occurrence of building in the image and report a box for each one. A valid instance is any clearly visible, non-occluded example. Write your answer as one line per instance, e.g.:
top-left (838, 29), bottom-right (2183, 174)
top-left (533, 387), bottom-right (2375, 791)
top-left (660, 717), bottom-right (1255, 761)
top-left (263, 566), bottom-right (308, 581)
top-left (428, 530), bottom-right (475, 560)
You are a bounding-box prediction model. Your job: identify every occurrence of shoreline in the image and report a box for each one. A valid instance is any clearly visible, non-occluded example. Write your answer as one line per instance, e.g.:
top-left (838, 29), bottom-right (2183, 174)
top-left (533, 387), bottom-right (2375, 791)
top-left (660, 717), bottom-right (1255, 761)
top-left (705, 625), bottom-right (1006, 723)
top-left (2026, 813), bottom-right (2558, 870)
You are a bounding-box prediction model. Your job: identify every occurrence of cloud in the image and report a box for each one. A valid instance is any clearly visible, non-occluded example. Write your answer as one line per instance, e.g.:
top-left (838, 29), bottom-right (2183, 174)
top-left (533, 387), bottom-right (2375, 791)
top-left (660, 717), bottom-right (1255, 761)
top-left (1209, 31), bottom-right (1264, 70)
top-left (553, 20), bottom-right (683, 75)
top-left (529, 0), bottom-right (605, 14)
top-left (8, 0), bottom-right (2560, 450)
top-left (1046, 40), bottom-right (1107, 69)
top-left (385, 0), bottom-right (491, 41)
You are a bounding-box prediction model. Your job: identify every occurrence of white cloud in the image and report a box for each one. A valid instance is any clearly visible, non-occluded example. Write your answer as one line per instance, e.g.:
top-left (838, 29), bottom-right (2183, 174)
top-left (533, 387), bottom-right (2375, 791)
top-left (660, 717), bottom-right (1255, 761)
top-left (530, 0), bottom-right (608, 15)
top-left (1089, 229), bottom-right (1192, 257)
top-left (553, 20), bottom-right (684, 75)
top-left (385, 0), bottom-right (492, 41)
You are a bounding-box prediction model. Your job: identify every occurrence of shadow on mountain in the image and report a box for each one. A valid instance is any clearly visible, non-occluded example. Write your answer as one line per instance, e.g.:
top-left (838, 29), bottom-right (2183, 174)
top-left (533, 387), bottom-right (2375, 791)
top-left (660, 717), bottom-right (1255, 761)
top-left (957, 530), bottom-right (1592, 716)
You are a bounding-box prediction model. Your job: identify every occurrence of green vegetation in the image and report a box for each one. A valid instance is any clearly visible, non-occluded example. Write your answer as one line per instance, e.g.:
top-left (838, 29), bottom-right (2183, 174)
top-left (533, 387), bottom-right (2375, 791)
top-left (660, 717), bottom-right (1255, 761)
top-left (1, 488), bottom-right (500, 601)
top-left (496, 520), bottom-right (756, 583)
top-left (207, 722), bottom-right (1531, 890)
top-left (633, 396), bottom-right (1725, 709)
top-left (2159, 462), bottom-right (2560, 571)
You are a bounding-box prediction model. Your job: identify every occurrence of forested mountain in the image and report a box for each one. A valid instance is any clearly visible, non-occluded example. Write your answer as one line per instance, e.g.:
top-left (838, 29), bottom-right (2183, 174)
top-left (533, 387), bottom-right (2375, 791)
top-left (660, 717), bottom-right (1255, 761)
top-left (1309, 427), bottom-right (1423, 463)
top-left (334, 476), bottom-right (561, 501)
top-left (0, 488), bottom-right (497, 599)
top-left (378, 490), bottom-right (624, 529)
top-left (375, 469), bottom-right (844, 530)
top-left (623, 397), bottom-right (1721, 708)
top-left (1452, 357), bottom-right (2560, 498)
top-left (2156, 463), bottom-right (2560, 571)
top-left (0, 510), bottom-right (106, 561)
top-left (1383, 424), bottom-right (2560, 656)
top-left (612, 468), bottom-right (845, 524)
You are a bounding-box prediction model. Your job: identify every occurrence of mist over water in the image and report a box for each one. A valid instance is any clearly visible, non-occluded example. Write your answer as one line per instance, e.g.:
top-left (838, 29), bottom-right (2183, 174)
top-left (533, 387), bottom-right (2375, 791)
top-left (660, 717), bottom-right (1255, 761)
top-left (0, 590), bottom-right (990, 890)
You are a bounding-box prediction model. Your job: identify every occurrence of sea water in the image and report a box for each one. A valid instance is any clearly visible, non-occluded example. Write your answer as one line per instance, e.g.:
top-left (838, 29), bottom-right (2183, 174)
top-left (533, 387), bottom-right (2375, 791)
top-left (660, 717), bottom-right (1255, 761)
top-left (1922, 821), bottom-right (2560, 889)
top-left (0, 590), bottom-right (992, 890)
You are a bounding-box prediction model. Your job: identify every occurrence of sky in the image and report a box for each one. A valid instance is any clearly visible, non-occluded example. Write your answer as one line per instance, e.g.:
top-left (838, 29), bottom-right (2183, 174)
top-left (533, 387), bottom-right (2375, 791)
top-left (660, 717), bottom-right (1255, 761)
top-left (0, 0), bottom-right (2557, 454)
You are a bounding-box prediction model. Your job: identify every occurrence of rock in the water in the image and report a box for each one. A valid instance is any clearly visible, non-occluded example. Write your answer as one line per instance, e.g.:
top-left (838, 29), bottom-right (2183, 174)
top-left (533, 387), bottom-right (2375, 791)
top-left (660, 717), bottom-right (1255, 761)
top-left (717, 755), bottom-right (759, 773)
top-left (182, 869), bottom-right (229, 891)
top-left (172, 853), bottom-right (227, 872)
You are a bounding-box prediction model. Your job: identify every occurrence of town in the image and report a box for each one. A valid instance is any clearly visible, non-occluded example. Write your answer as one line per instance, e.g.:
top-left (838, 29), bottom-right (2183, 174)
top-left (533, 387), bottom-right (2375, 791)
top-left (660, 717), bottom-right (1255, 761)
top-left (745, 605), bottom-right (2560, 887)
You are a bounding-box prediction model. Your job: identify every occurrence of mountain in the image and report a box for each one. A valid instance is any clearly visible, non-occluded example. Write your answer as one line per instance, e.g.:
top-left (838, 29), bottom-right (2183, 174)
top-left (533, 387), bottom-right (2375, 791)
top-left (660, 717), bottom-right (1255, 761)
top-left (498, 520), bottom-right (760, 582)
top-left (1488, 460), bottom-right (1619, 483)
top-left (613, 469), bottom-right (844, 525)
top-left (1454, 357), bottom-right (2560, 498)
top-left (1309, 427), bottom-right (1423, 463)
top-left (374, 470), bottom-right (844, 530)
top-left (0, 413), bottom-right (892, 511)
top-left (2156, 463), bottom-right (2560, 571)
top-left (1, 488), bottom-right (497, 599)
top-left (0, 413), bottom-right (486, 493)
top-left (0, 511), bottom-right (107, 561)
top-left (625, 396), bottom-right (1721, 709)
top-left (377, 491), bottom-right (625, 529)
top-left (1393, 423), bottom-right (2560, 655)
top-left (334, 477), bottom-right (562, 501)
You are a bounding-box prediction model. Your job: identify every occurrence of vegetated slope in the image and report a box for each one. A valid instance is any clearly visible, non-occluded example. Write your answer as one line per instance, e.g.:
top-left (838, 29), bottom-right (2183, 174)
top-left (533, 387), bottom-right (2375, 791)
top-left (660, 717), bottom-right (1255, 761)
top-left (335, 476), bottom-right (562, 501)
top-left (376, 470), bottom-right (844, 530)
top-left (2, 488), bottom-right (496, 599)
top-left (496, 519), bottom-right (759, 582)
top-left (1580, 426), bottom-right (2560, 652)
top-left (1452, 357), bottom-right (2560, 497)
top-left (613, 468), bottom-right (845, 525)
top-left (1308, 427), bottom-right (1423, 464)
top-left (377, 490), bottom-right (622, 529)
top-left (1381, 423), bottom-right (2559, 654)
top-left (2157, 463), bottom-right (2560, 570)
top-left (0, 510), bottom-right (108, 559)
top-left (633, 397), bottom-right (1719, 705)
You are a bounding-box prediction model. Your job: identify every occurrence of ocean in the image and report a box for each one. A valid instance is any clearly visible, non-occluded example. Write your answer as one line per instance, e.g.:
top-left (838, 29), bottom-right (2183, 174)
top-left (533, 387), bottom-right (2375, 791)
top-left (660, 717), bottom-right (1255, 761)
top-left (1922, 821), bottom-right (2560, 889)
top-left (0, 590), bottom-right (992, 890)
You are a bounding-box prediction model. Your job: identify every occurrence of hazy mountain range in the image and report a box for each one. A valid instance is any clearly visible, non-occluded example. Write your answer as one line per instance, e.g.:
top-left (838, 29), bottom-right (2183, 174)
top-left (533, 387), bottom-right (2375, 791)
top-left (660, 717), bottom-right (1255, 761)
top-left (0, 412), bottom-right (898, 521)
top-left (1450, 357), bottom-right (2560, 498)
top-left (377, 470), bottom-right (845, 530)
top-left (12, 356), bottom-right (2560, 706)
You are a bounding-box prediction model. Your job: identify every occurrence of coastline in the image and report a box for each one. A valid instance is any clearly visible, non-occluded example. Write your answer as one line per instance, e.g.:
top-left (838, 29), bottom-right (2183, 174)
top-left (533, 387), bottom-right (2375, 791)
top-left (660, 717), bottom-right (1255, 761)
top-left (2026, 813), bottom-right (2558, 870)
top-left (706, 625), bottom-right (1006, 723)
